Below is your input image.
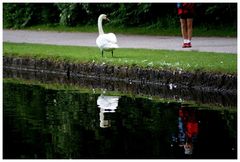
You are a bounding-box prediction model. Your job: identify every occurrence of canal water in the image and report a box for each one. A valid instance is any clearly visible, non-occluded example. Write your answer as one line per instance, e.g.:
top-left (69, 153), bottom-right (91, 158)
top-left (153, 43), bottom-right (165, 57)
top-left (3, 81), bottom-right (237, 159)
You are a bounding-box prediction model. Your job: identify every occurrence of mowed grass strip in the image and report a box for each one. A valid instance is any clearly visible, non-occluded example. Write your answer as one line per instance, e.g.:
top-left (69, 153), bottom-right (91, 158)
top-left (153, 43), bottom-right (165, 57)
top-left (3, 42), bottom-right (237, 74)
top-left (24, 24), bottom-right (237, 37)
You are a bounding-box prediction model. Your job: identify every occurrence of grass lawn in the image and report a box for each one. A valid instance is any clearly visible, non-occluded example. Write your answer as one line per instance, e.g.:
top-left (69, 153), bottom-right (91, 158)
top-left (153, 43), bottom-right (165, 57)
top-left (3, 42), bottom-right (237, 74)
top-left (23, 24), bottom-right (237, 37)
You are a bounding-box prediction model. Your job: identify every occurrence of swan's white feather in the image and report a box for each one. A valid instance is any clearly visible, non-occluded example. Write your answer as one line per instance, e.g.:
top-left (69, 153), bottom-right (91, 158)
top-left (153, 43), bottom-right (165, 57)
top-left (105, 33), bottom-right (117, 43)
top-left (96, 33), bottom-right (119, 51)
top-left (96, 14), bottom-right (119, 53)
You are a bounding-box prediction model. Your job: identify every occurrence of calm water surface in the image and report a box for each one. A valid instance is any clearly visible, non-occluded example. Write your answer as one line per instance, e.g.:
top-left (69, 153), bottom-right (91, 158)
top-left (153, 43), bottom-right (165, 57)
top-left (3, 82), bottom-right (237, 159)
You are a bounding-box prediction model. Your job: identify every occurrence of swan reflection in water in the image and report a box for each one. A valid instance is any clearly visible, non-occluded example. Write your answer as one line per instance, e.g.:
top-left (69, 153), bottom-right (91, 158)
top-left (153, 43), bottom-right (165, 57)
top-left (97, 95), bottom-right (120, 128)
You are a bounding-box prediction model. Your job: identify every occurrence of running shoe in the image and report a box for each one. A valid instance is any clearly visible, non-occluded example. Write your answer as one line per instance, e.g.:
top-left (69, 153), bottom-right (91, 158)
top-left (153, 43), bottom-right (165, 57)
top-left (182, 43), bottom-right (188, 48)
top-left (187, 42), bottom-right (192, 48)
top-left (182, 42), bottom-right (192, 48)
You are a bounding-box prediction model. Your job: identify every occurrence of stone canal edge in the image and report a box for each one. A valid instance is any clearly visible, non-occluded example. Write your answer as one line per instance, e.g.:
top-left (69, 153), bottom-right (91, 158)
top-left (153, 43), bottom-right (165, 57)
top-left (3, 56), bottom-right (237, 95)
top-left (3, 56), bottom-right (237, 93)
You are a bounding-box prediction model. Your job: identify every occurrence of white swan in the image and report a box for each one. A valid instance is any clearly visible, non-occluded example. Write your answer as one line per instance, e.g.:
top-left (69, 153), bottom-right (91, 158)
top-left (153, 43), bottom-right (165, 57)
top-left (96, 14), bottom-right (119, 57)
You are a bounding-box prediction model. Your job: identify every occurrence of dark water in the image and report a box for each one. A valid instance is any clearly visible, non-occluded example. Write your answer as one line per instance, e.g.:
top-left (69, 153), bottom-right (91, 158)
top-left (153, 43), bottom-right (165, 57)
top-left (3, 82), bottom-right (237, 159)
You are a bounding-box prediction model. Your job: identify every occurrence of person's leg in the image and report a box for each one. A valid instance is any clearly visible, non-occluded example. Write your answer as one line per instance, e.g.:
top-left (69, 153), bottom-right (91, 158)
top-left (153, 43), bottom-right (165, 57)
top-left (180, 18), bottom-right (188, 41)
top-left (186, 18), bottom-right (193, 42)
top-left (180, 18), bottom-right (189, 47)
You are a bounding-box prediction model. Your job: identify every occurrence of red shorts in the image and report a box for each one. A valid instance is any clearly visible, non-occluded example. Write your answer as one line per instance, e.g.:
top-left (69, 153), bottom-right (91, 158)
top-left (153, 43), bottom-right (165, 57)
top-left (178, 3), bottom-right (194, 19)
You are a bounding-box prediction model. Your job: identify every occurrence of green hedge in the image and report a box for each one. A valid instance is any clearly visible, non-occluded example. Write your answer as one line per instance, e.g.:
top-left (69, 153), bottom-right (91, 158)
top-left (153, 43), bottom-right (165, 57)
top-left (3, 3), bottom-right (237, 29)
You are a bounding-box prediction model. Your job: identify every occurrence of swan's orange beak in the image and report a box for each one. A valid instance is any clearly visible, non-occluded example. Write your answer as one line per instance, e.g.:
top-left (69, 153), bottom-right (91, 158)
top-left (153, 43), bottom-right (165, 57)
top-left (106, 17), bottom-right (110, 21)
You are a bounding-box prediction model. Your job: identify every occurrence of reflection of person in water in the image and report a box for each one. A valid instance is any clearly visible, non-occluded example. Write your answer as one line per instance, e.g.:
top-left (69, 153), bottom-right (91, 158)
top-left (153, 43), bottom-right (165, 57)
top-left (173, 106), bottom-right (199, 156)
top-left (179, 107), bottom-right (199, 155)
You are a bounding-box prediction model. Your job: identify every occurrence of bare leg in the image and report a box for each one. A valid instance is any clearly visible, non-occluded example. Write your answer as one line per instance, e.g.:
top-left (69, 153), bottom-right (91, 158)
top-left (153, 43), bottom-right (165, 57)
top-left (180, 19), bottom-right (188, 40)
top-left (102, 51), bottom-right (103, 57)
top-left (112, 51), bottom-right (113, 57)
top-left (187, 18), bottom-right (193, 41)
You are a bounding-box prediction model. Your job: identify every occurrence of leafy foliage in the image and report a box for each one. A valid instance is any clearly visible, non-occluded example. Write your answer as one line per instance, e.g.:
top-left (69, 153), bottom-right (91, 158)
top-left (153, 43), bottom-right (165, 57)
top-left (3, 3), bottom-right (34, 28)
top-left (3, 3), bottom-right (59, 28)
top-left (3, 3), bottom-right (237, 29)
top-left (56, 3), bottom-right (87, 26)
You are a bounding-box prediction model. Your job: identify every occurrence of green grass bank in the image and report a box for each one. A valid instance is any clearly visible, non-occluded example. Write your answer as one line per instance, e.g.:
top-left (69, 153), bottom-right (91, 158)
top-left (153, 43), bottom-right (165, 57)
top-left (23, 24), bottom-right (237, 37)
top-left (3, 42), bottom-right (237, 74)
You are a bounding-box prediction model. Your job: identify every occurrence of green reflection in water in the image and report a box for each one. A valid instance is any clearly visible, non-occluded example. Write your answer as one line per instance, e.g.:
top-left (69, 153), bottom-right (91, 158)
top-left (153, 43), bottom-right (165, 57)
top-left (3, 82), bottom-right (237, 159)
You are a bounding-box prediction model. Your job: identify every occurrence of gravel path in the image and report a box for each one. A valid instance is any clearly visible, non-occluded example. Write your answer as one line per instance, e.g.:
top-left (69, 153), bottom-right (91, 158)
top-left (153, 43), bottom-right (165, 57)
top-left (3, 29), bottom-right (237, 54)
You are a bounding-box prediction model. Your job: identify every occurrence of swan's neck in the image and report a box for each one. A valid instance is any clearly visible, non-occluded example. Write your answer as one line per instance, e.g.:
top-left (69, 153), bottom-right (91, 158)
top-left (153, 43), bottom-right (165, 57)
top-left (98, 17), bottom-right (104, 35)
